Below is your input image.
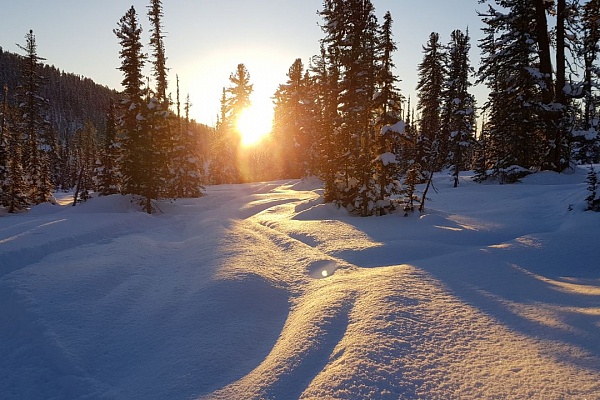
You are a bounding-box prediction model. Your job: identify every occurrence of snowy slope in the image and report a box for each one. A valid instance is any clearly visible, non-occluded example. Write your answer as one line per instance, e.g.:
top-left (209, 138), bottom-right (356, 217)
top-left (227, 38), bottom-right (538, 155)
top-left (1, 169), bottom-right (599, 399)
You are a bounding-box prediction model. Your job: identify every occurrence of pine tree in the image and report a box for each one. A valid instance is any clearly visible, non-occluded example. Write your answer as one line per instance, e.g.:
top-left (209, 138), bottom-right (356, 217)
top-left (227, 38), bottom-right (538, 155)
top-left (225, 63), bottom-right (253, 182)
top-left (585, 164), bottom-right (600, 211)
top-left (372, 11), bottom-right (404, 214)
top-left (416, 32), bottom-right (446, 175)
top-left (147, 0), bottom-right (168, 102)
top-left (72, 122), bottom-right (98, 204)
top-left (146, 0), bottom-right (173, 199)
top-left (15, 30), bottom-right (53, 204)
top-left (0, 84), bottom-right (9, 207)
top-left (478, 1), bottom-right (545, 182)
top-left (442, 29), bottom-right (476, 187)
top-left (97, 99), bottom-right (121, 195)
top-left (114, 6), bottom-right (150, 212)
top-left (172, 93), bottom-right (203, 197)
top-left (209, 88), bottom-right (231, 184)
top-left (317, 0), bottom-right (384, 215)
top-left (272, 58), bottom-right (311, 178)
top-left (310, 45), bottom-right (340, 203)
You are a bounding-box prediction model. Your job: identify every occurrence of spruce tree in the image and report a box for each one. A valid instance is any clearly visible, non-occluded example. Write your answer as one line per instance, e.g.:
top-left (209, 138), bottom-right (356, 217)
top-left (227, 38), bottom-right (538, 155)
top-left (272, 58), bottom-right (316, 179)
top-left (209, 88), bottom-right (231, 184)
top-left (442, 29), bottom-right (476, 187)
top-left (97, 99), bottom-right (121, 196)
top-left (114, 6), bottom-right (151, 212)
top-left (146, 0), bottom-right (173, 198)
top-left (478, 1), bottom-right (544, 182)
top-left (226, 63), bottom-right (253, 182)
top-left (416, 32), bottom-right (445, 175)
top-left (310, 45), bottom-right (340, 203)
top-left (373, 11), bottom-right (404, 214)
top-left (172, 93), bottom-right (203, 198)
top-left (0, 84), bottom-right (9, 207)
top-left (15, 30), bottom-right (53, 205)
top-left (586, 164), bottom-right (600, 211)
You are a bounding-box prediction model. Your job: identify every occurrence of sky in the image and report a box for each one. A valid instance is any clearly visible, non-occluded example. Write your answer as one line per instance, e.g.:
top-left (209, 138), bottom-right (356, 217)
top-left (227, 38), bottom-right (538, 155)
top-left (0, 1), bottom-right (487, 126)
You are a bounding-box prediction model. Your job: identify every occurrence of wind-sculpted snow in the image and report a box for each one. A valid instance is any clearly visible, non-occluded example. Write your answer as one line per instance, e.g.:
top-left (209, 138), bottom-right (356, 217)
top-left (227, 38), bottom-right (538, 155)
top-left (1, 171), bottom-right (599, 399)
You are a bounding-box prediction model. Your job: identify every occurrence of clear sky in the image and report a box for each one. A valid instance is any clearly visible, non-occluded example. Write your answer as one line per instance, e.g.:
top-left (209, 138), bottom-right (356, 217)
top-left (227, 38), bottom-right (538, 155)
top-left (0, 0), bottom-right (487, 126)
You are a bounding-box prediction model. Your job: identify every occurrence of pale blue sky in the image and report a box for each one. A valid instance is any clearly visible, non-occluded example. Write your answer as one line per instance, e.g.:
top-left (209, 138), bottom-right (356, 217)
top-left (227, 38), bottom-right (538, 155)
top-left (1, 1), bottom-right (486, 125)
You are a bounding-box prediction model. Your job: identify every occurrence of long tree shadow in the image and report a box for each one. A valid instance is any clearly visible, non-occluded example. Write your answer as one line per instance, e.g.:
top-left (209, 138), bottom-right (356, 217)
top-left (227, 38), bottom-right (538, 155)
top-left (322, 211), bottom-right (600, 373)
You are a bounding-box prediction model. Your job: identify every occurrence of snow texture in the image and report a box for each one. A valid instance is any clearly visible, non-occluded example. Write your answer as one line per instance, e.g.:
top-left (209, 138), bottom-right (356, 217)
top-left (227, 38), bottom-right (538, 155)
top-left (1, 168), bottom-right (600, 399)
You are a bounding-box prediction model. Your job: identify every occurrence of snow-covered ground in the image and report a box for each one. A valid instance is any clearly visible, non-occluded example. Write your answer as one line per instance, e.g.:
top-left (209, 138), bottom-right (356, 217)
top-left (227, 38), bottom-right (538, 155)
top-left (1, 168), bottom-right (599, 399)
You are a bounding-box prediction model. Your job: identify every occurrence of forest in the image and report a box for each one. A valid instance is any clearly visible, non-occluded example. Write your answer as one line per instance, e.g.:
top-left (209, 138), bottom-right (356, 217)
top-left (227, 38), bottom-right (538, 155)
top-left (1, 0), bottom-right (600, 215)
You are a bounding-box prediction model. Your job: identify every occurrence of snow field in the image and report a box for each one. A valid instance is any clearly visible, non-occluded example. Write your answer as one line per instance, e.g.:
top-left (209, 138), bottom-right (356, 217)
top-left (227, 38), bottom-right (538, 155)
top-left (1, 169), bottom-right (599, 399)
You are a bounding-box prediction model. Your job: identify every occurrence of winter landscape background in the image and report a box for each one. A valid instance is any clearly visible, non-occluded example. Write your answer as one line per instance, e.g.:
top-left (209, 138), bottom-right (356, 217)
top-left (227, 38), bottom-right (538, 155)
top-left (1, 168), bottom-right (599, 399)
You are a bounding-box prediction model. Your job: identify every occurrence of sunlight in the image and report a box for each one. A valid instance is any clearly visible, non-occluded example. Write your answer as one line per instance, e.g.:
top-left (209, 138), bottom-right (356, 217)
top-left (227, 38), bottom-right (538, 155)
top-left (236, 103), bottom-right (273, 147)
top-left (322, 270), bottom-right (328, 277)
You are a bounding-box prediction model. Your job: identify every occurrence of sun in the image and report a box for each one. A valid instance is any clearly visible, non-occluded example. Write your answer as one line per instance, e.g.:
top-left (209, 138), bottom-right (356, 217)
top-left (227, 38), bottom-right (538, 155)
top-left (236, 104), bottom-right (273, 147)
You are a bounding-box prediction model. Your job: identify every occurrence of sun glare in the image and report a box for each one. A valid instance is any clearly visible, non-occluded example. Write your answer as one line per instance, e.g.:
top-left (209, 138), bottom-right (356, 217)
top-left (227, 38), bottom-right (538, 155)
top-left (236, 104), bottom-right (273, 147)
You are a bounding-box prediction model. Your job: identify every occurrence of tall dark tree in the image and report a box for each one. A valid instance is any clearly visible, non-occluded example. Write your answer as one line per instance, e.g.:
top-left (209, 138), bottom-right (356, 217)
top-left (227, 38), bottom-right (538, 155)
top-left (114, 6), bottom-right (152, 212)
top-left (15, 30), bottom-right (53, 204)
top-left (416, 32), bottom-right (446, 174)
top-left (373, 11), bottom-right (404, 213)
top-left (96, 99), bottom-right (121, 196)
top-left (310, 45), bottom-right (341, 203)
top-left (442, 29), bottom-right (476, 187)
top-left (478, 1), bottom-right (545, 181)
top-left (317, 0), bottom-right (383, 215)
top-left (272, 58), bottom-right (312, 178)
top-left (146, 0), bottom-right (174, 198)
top-left (147, 0), bottom-right (168, 103)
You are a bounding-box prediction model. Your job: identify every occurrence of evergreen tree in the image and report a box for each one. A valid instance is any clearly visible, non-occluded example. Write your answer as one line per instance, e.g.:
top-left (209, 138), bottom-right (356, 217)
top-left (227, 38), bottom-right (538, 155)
top-left (272, 58), bottom-right (312, 178)
top-left (310, 45), bottom-right (341, 203)
top-left (146, 0), bottom-right (174, 198)
top-left (209, 88), bottom-right (232, 184)
top-left (372, 11), bottom-right (404, 214)
top-left (442, 29), bottom-right (476, 187)
top-left (586, 164), bottom-right (600, 210)
top-left (317, 0), bottom-right (384, 215)
top-left (172, 93), bottom-right (203, 198)
top-left (478, 1), bottom-right (545, 182)
top-left (225, 63), bottom-right (253, 182)
top-left (114, 6), bottom-right (151, 212)
top-left (72, 121), bottom-right (98, 204)
top-left (147, 0), bottom-right (168, 102)
top-left (0, 84), bottom-right (9, 207)
top-left (15, 30), bottom-right (53, 204)
top-left (416, 32), bottom-right (445, 174)
top-left (96, 99), bottom-right (121, 196)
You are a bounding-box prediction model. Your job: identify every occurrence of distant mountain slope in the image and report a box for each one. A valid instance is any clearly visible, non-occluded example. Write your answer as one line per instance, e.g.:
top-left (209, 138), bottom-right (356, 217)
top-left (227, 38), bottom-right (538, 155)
top-left (0, 47), bottom-right (119, 138)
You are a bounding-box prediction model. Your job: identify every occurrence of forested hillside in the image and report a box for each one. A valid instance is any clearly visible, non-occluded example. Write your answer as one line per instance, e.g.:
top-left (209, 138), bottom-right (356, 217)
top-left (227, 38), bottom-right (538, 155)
top-left (0, 48), bottom-right (115, 137)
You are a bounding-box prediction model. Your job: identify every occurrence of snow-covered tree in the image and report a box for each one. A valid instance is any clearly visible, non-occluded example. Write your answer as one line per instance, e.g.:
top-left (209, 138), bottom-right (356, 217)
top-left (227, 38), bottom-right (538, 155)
top-left (15, 30), bottom-right (53, 205)
top-left (478, 1), bottom-right (545, 182)
top-left (114, 6), bottom-right (152, 211)
top-left (372, 11), bottom-right (404, 214)
top-left (416, 32), bottom-right (445, 174)
top-left (585, 164), bottom-right (600, 210)
top-left (96, 99), bottom-right (121, 196)
top-left (442, 29), bottom-right (476, 187)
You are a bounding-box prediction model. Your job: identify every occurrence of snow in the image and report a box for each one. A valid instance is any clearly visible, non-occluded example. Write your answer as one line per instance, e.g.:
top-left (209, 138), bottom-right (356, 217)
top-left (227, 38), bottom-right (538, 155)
top-left (381, 120), bottom-right (405, 136)
top-left (1, 168), bottom-right (600, 399)
top-left (377, 152), bottom-right (397, 166)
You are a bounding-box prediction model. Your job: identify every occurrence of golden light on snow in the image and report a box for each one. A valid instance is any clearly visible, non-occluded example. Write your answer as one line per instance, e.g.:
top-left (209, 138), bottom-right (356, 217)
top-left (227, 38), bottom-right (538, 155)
top-left (236, 104), bottom-right (273, 146)
top-left (321, 270), bottom-right (328, 277)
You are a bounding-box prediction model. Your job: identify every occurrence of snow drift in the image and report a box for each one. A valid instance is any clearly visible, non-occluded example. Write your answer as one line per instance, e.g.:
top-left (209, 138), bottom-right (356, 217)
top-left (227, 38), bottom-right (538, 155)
top-left (1, 169), bottom-right (599, 399)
